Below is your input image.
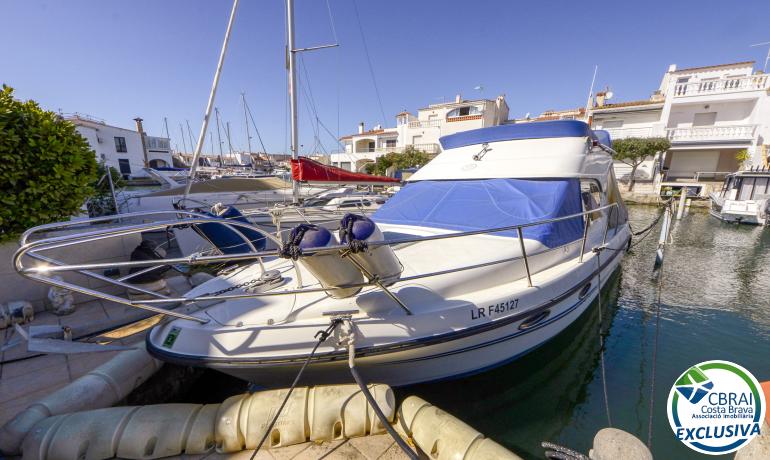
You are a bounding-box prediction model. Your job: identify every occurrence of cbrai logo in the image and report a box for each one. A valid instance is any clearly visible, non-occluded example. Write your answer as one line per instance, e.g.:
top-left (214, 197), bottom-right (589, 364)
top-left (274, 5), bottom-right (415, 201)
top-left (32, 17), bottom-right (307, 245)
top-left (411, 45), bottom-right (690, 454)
top-left (667, 360), bottom-right (765, 455)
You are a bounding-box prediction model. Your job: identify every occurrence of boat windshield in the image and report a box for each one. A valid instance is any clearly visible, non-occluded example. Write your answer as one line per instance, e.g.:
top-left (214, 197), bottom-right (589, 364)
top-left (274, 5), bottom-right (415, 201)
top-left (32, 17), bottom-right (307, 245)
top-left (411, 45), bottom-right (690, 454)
top-left (372, 178), bottom-right (584, 248)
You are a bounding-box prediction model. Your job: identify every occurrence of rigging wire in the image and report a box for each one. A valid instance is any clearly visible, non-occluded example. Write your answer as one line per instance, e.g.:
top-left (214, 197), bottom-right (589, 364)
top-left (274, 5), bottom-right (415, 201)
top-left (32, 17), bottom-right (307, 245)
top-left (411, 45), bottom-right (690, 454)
top-left (325, 0), bottom-right (341, 142)
top-left (351, 0), bottom-right (388, 127)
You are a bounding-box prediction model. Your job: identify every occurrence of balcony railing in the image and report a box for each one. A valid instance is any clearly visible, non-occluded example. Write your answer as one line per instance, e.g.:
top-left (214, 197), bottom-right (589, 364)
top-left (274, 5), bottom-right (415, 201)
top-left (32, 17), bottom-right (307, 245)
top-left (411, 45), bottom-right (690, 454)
top-left (352, 143), bottom-right (440, 155)
top-left (601, 127), bottom-right (654, 139)
top-left (666, 125), bottom-right (757, 143)
top-left (408, 119), bottom-right (442, 129)
top-left (674, 75), bottom-right (769, 97)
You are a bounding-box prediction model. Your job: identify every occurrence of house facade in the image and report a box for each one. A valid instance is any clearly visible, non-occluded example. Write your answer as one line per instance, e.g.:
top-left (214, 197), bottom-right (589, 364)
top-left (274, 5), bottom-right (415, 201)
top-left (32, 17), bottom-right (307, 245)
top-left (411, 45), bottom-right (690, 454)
top-left (330, 94), bottom-right (509, 171)
top-left (519, 60), bottom-right (770, 193)
top-left (67, 114), bottom-right (173, 178)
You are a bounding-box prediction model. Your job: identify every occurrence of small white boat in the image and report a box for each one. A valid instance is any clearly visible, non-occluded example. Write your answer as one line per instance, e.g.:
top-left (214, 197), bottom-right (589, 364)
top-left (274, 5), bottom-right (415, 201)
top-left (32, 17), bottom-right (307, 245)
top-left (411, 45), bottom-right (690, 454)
top-left (709, 168), bottom-right (770, 225)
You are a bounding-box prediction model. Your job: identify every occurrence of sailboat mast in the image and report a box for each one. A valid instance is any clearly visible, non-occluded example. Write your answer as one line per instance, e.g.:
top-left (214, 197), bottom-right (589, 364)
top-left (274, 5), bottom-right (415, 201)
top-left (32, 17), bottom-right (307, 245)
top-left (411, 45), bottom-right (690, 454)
top-left (215, 108), bottom-right (225, 167)
top-left (286, 0), bottom-right (300, 203)
top-left (242, 92), bottom-right (253, 159)
top-left (179, 124), bottom-right (188, 154)
top-left (183, 0), bottom-right (239, 198)
top-left (226, 122), bottom-right (234, 156)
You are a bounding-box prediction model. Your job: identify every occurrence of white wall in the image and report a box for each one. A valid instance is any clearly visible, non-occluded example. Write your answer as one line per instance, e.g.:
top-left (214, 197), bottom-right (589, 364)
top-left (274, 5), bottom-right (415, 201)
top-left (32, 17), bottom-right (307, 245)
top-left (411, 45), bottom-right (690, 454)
top-left (72, 120), bottom-right (173, 178)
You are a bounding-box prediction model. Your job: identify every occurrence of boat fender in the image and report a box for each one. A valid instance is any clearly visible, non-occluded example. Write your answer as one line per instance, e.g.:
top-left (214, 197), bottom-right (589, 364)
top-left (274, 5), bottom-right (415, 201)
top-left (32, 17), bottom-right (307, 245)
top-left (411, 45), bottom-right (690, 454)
top-left (17, 385), bottom-right (395, 459)
top-left (0, 343), bottom-right (162, 456)
top-left (281, 224), bottom-right (363, 299)
top-left (339, 214), bottom-right (402, 286)
top-left (397, 396), bottom-right (522, 460)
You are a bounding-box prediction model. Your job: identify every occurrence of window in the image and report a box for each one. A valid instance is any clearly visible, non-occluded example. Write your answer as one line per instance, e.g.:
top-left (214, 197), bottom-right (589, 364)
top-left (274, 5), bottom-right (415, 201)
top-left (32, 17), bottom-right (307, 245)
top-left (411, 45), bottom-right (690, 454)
top-left (118, 159), bottom-right (131, 175)
top-left (340, 161), bottom-right (351, 171)
top-left (753, 177), bottom-right (770, 200)
top-left (738, 178), bottom-right (755, 201)
top-left (114, 136), bottom-right (127, 152)
top-left (693, 112), bottom-right (717, 127)
top-left (580, 180), bottom-right (603, 222)
top-left (385, 139), bottom-right (397, 148)
top-left (602, 120), bottom-right (624, 129)
top-left (447, 106), bottom-right (481, 118)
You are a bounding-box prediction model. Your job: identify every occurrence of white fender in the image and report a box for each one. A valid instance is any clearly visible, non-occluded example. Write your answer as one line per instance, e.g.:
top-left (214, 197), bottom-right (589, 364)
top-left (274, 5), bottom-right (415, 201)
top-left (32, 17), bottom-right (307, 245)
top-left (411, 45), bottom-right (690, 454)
top-left (17, 384), bottom-right (395, 460)
top-left (398, 396), bottom-right (522, 460)
top-left (0, 343), bottom-right (162, 456)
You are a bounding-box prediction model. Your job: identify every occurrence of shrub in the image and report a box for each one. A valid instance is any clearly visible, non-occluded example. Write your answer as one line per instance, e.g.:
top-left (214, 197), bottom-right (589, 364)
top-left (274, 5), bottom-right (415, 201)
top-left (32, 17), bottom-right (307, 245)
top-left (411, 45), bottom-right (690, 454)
top-left (364, 146), bottom-right (432, 175)
top-left (0, 85), bottom-right (98, 242)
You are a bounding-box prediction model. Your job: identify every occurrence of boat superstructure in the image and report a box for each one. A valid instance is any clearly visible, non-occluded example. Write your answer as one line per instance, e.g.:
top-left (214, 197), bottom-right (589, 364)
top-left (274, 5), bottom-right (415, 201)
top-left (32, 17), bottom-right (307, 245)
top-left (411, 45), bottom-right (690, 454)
top-left (709, 168), bottom-right (770, 225)
top-left (15, 120), bottom-right (631, 387)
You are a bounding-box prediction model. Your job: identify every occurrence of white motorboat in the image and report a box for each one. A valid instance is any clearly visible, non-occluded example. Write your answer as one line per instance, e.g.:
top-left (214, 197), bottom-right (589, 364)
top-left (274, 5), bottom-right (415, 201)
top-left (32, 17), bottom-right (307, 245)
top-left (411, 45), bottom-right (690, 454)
top-left (16, 121), bottom-right (631, 387)
top-left (139, 121), bottom-right (629, 386)
top-left (709, 168), bottom-right (770, 225)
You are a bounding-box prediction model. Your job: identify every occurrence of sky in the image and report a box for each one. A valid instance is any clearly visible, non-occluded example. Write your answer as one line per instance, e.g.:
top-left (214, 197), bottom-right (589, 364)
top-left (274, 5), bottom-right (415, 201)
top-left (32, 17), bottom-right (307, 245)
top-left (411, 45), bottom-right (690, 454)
top-left (3, 0), bottom-right (770, 156)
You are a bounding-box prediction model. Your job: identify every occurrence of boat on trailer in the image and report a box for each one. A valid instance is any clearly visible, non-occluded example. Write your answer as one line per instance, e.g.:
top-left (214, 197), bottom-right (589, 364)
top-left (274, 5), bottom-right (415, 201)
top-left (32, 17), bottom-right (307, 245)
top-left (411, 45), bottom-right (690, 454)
top-left (709, 168), bottom-right (770, 225)
top-left (15, 120), bottom-right (631, 387)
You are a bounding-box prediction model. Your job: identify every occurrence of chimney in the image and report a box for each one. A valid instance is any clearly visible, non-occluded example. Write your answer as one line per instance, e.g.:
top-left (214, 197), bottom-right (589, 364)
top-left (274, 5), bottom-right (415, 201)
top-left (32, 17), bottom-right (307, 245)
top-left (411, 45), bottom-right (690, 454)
top-left (668, 64), bottom-right (677, 73)
top-left (134, 117), bottom-right (149, 167)
top-left (358, 122), bottom-right (364, 134)
top-left (455, 94), bottom-right (462, 103)
top-left (595, 92), bottom-right (606, 107)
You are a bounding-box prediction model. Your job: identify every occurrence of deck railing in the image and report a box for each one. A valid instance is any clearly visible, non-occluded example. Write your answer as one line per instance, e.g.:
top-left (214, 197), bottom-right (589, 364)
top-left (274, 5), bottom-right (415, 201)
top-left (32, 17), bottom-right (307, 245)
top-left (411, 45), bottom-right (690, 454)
top-left (15, 202), bottom-right (620, 321)
top-left (674, 75), bottom-right (769, 97)
top-left (407, 119), bottom-right (442, 129)
top-left (666, 124), bottom-right (756, 142)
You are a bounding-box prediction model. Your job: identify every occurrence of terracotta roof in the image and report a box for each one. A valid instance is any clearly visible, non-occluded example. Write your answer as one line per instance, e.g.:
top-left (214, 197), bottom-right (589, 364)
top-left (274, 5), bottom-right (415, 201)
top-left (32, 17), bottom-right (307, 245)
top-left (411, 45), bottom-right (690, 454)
top-left (673, 61), bottom-right (755, 73)
top-left (339, 128), bottom-right (397, 140)
top-left (396, 111), bottom-right (412, 116)
top-left (593, 99), bottom-right (662, 110)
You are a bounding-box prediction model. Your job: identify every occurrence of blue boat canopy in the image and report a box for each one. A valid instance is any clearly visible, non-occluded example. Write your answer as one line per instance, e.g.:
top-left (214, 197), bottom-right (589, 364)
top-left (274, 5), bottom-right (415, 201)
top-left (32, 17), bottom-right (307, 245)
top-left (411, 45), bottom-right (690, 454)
top-left (372, 178), bottom-right (584, 248)
top-left (439, 120), bottom-right (598, 150)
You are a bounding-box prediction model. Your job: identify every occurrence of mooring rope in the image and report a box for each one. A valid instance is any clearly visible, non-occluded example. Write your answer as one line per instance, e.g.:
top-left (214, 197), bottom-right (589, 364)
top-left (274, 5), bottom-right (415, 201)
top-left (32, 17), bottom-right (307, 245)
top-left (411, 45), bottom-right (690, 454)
top-left (594, 250), bottom-right (613, 428)
top-left (647, 252), bottom-right (665, 448)
top-left (249, 319), bottom-right (342, 458)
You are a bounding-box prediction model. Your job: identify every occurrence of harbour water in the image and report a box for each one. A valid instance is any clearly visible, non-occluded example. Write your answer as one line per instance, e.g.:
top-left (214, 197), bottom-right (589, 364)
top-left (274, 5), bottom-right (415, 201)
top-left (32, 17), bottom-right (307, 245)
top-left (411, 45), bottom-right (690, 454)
top-left (179, 205), bottom-right (770, 459)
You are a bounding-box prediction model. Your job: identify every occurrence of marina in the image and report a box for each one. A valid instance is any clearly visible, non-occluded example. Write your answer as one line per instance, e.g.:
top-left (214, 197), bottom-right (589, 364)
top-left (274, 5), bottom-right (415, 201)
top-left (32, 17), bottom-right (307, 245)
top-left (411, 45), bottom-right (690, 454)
top-left (2, 0), bottom-right (770, 459)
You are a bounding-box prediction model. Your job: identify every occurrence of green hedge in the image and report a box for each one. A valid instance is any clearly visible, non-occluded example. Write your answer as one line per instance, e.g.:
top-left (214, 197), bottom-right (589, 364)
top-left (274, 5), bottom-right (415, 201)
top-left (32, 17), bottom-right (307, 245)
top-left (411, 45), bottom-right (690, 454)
top-left (0, 85), bottom-right (98, 242)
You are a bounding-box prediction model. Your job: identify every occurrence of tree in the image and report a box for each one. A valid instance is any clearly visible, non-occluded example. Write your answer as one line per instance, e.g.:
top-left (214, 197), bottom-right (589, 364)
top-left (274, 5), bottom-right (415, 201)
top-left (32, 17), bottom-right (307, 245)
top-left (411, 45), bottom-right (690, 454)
top-left (0, 85), bottom-right (98, 242)
top-left (735, 149), bottom-right (750, 170)
top-left (364, 146), bottom-right (432, 176)
top-left (611, 137), bottom-right (670, 191)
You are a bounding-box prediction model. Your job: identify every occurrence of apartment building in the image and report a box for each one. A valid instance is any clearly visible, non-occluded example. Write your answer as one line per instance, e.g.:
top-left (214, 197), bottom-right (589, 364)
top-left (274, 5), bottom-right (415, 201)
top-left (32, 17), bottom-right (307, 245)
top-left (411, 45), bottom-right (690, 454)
top-left (330, 94), bottom-right (509, 171)
top-left (67, 114), bottom-right (173, 178)
top-left (520, 61), bottom-right (770, 192)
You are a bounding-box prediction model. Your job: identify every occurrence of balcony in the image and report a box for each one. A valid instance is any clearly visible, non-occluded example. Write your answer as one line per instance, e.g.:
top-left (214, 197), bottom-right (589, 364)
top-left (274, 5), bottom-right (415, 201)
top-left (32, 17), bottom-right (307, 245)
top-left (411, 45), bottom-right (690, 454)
top-left (666, 125), bottom-right (757, 143)
top-left (601, 127), bottom-right (655, 139)
top-left (673, 75), bottom-right (769, 97)
top-left (408, 119), bottom-right (442, 129)
top-left (351, 143), bottom-right (441, 155)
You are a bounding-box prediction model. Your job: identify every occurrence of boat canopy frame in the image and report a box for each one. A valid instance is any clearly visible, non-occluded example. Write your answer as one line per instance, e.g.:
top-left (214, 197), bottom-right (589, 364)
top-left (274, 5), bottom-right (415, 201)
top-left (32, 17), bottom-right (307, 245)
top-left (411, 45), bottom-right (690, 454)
top-left (15, 202), bottom-right (622, 325)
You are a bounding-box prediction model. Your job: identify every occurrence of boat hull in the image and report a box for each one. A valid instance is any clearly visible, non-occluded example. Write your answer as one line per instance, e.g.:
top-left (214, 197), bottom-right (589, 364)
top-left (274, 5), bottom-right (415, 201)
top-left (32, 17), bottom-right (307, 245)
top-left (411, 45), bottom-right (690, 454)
top-left (148, 236), bottom-right (627, 387)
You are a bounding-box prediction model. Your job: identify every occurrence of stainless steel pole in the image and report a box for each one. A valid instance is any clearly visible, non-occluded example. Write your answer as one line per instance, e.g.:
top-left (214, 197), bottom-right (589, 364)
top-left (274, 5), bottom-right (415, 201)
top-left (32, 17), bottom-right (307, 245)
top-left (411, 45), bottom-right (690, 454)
top-left (184, 0), bottom-right (239, 198)
top-left (287, 0), bottom-right (300, 203)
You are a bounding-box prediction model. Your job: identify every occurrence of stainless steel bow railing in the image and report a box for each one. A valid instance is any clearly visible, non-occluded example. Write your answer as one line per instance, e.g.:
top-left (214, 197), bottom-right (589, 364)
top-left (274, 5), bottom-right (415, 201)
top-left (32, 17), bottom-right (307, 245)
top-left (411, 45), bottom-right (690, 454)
top-left (14, 202), bottom-right (622, 322)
